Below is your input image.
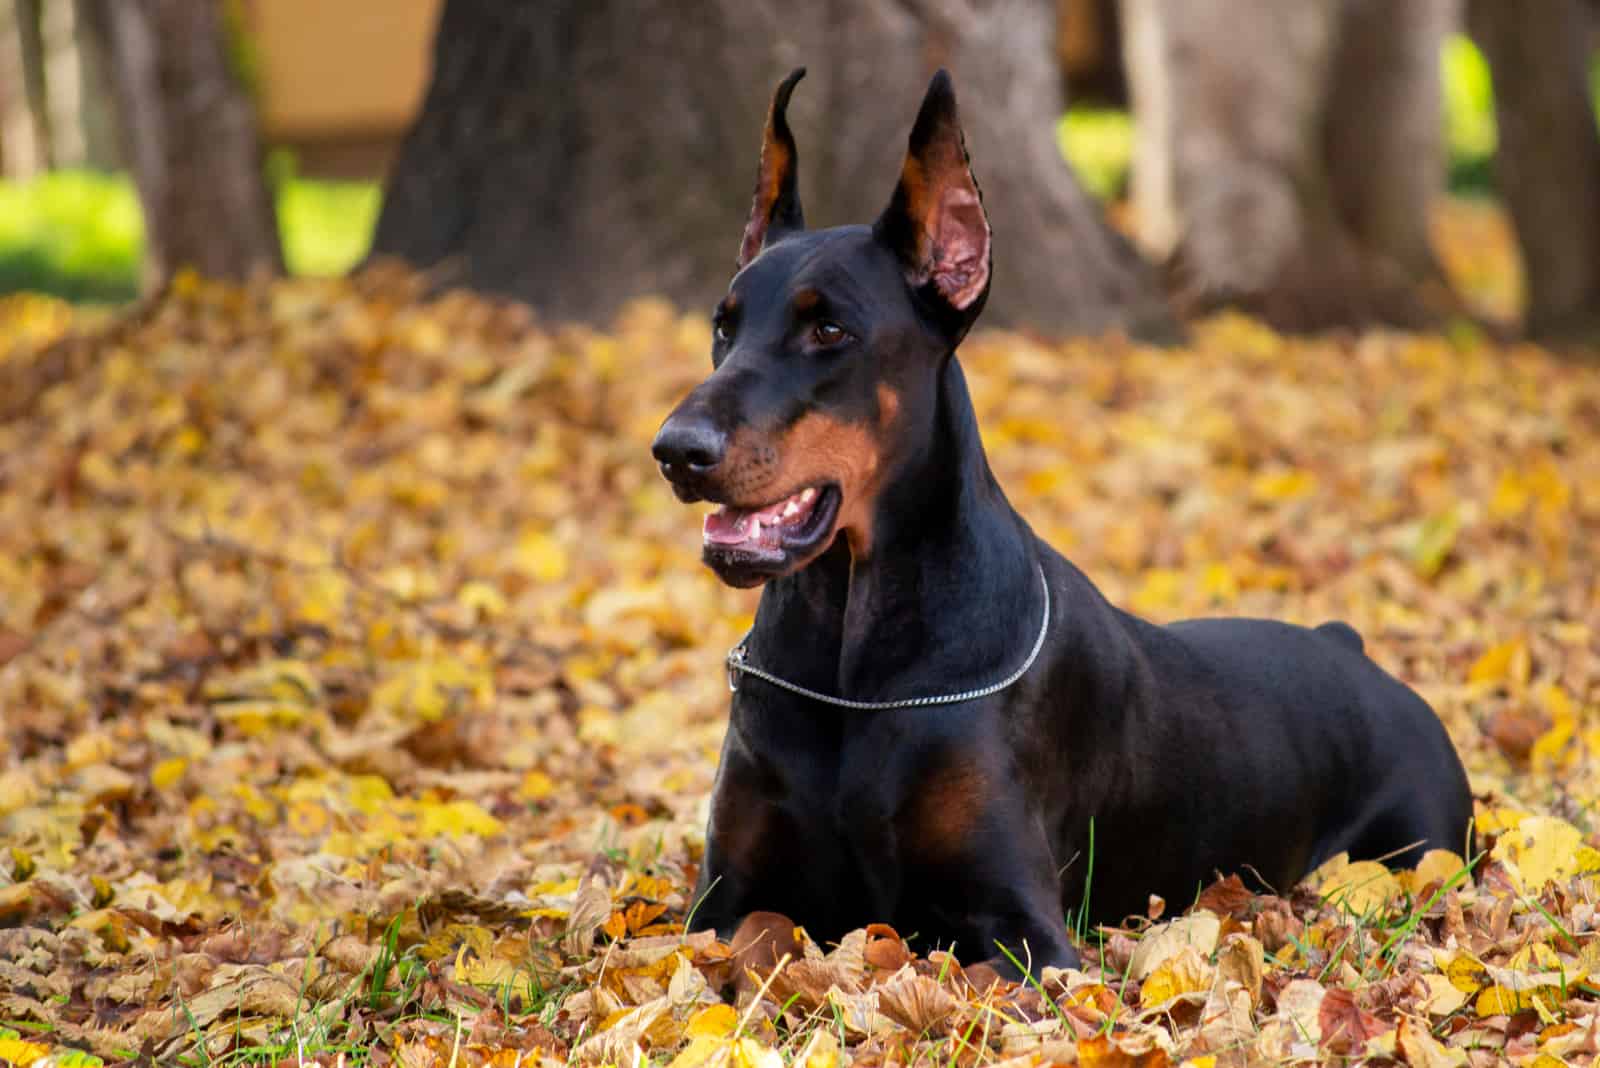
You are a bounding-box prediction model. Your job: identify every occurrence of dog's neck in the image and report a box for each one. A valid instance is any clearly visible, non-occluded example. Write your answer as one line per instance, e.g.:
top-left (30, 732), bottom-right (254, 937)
top-left (750, 357), bottom-right (1042, 703)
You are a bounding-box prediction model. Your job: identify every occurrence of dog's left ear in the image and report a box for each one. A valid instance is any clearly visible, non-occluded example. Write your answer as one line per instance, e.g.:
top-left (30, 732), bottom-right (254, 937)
top-left (738, 68), bottom-right (807, 269)
top-left (874, 70), bottom-right (992, 335)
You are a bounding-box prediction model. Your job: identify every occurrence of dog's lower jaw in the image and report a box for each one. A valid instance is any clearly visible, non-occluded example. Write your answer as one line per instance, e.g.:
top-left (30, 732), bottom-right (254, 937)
top-left (701, 486), bottom-right (844, 587)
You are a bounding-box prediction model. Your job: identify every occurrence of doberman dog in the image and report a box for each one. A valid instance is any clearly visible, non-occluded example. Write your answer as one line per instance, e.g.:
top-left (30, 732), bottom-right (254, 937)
top-left (651, 68), bottom-right (1474, 978)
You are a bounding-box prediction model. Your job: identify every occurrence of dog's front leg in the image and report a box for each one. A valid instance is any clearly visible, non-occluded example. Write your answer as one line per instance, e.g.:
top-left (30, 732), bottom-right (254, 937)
top-left (905, 801), bottom-right (1083, 981)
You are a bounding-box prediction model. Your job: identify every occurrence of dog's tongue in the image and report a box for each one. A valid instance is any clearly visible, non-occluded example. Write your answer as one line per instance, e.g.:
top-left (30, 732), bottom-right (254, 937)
top-left (703, 488), bottom-right (817, 549)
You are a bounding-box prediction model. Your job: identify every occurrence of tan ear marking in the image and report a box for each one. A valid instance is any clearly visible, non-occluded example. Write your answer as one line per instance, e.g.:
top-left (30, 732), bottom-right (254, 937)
top-left (875, 70), bottom-right (992, 318)
top-left (738, 68), bottom-right (807, 268)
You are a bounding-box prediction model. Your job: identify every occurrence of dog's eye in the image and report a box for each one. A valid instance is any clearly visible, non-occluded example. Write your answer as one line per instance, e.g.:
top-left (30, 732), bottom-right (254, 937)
top-left (812, 321), bottom-right (849, 347)
top-left (714, 320), bottom-right (734, 343)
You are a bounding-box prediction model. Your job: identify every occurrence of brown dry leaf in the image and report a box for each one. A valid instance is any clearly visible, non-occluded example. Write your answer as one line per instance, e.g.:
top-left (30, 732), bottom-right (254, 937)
top-left (1129, 912), bottom-right (1221, 982)
top-left (1274, 978), bottom-right (1327, 1047)
top-left (1214, 933), bottom-right (1264, 1006)
top-left (876, 967), bottom-right (957, 1033)
top-left (1318, 988), bottom-right (1392, 1055)
top-left (563, 877), bottom-right (613, 957)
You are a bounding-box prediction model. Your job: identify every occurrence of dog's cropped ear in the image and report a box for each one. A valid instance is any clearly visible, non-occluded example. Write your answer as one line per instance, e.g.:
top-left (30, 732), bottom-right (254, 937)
top-left (874, 70), bottom-right (992, 335)
top-left (738, 68), bottom-right (807, 269)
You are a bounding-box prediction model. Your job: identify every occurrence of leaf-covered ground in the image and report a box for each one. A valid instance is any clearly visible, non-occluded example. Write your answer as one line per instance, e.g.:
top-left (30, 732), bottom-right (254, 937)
top-left (1, 216), bottom-right (1598, 1067)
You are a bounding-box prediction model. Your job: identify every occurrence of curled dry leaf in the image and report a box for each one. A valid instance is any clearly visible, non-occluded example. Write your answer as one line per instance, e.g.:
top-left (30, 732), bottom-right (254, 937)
top-left (562, 877), bottom-right (613, 957)
top-left (1139, 945), bottom-right (1214, 1011)
top-left (1129, 912), bottom-right (1221, 982)
top-left (1215, 934), bottom-right (1263, 1004)
top-left (876, 966), bottom-right (958, 1033)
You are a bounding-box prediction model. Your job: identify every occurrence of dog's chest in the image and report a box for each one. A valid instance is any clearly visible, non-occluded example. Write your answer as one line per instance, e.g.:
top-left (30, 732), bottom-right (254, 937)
top-left (716, 699), bottom-right (992, 923)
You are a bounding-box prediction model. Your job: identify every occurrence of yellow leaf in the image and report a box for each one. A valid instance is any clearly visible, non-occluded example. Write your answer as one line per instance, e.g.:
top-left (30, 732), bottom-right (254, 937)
top-left (1396, 1017), bottom-right (1459, 1068)
top-left (1251, 468), bottom-right (1316, 502)
top-left (1410, 507), bottom-right (1462, 577)
top-left (668, 1035), bottom-right (728, 1068)
top-left (286, 799), bottom-right (331, 837)
top-left (685, 1003), bottom-right (739, 1039)
top-left (1476, 806), bottom-right (1528, 836)
top-left (797, 1029), bottom-right (841, 1068)
top-left (0, 1034), bottom-right (51, 1068)
top-left (65, 729), bottom-right (115, 770)
top-left (1474, 975), bottom-right (1563, 1018)
top-left (1319, 860), bottom-right (1402, 915)
top-left (8, 847), bottom-right (34, 881)
top-left (1446, 953), bottom-right (1488, 994)
top-left (457, 579), bottom-right (508, 619)
top-left (151, 756), bottom-right (188, 790)
top-left (1139, 945), bottom-right (1214, 1008)
top-left (0, 770), bottom-right (39, 816)
top-left (295, 570), bottom-right (349, 625)
top-left (1468, 637), bottom-right (1528, 688)
top-left (1399, 849), bottom-right (1469, 896)
top-left (729, 1038), bottom-right (786, 1068)
top-left (519, 770), bottom-right (556, 801)
top-left (1488, 469), bottom-right (1530, 519)
top-left (514, 529), bottom-right (570, 582)
top-left (1419, 973), bottom-right (1468, 1016)
top-left (416, 798), bottom-right (503, 838)
top-left (1491, 815), bottom-right (1600, 892)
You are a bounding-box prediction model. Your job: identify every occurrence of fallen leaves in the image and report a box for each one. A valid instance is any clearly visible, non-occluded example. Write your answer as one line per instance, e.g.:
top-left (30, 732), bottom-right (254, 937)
top-left (0, 254), bottom-right (1598, 1065)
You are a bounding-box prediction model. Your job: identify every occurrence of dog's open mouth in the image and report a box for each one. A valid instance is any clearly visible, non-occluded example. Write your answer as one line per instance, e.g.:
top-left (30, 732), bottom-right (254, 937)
top-left (702, 484), bottom-right (840, 575)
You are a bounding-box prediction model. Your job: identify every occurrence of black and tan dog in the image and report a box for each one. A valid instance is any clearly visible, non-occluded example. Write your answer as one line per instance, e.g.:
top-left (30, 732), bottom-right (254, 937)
top-left (651, 69), bottom-right (1474, 977)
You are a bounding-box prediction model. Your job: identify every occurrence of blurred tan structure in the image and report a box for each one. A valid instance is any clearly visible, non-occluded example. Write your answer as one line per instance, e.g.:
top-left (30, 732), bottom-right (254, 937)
top-left (250, 0), bottom-right (440, 177)
top-left (0, 0), bottom-right (439, 180)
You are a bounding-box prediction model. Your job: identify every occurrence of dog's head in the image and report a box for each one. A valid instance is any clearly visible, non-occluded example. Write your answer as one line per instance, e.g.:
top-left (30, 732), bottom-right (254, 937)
top-left (652, 68), bottom-right (992, 588)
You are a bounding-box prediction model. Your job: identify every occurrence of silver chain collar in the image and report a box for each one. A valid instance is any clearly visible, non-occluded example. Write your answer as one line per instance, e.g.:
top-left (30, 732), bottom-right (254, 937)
top-left (725, 564), bottom-right (1051, 710)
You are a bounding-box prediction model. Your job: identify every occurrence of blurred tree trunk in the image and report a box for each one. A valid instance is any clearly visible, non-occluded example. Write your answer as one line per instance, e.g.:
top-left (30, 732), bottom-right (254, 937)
top-left (81, 0), bottom-right (281, 289)
top-left (1468, 0), bottom-right (1600, 342)
top-left (370, 0), bottom-right (1177, 339)
top-left (44, 0), bottom-right (121, 169)
top-left (1121, 0), bottom-right (1456, 332)
top-left (0, 0), bottom-right (48, 176)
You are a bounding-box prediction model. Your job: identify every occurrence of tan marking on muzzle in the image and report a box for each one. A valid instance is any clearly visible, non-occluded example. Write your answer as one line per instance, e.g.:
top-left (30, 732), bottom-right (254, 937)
top-left (722, 411), bottom-right (887, 558)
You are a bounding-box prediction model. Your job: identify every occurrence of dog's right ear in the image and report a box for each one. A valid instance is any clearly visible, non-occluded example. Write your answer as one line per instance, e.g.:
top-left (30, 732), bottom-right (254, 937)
top-left (738, 68), bottom-right (806, 269)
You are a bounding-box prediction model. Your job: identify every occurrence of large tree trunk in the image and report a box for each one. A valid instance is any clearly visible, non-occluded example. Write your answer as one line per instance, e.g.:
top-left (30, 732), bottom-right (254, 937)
top-left (1468, 0), bottom-right (1600, 342)
top-left (370, 0), bottom-right (1177, 339)
top-left (82, 0), bottom-right (281, 289)
top-left (1121, 0), bottom-right (1456, 332)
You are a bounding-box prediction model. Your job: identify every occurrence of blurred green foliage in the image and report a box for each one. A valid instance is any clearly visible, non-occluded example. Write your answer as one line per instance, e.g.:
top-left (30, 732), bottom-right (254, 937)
top-left (1442, 34), bottom-right (1497, 194)
top-left (1057, 108), bottom-right (1134, 200)
top-left (0, 167), bottom-right (379, 303)
top-left (0, 170), bottom-right (143, 302)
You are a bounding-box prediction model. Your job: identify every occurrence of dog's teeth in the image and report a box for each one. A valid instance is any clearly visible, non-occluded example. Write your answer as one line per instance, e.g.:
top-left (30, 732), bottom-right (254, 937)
top-left (800, 488), bottom-right (817, 503)
top-left (783, 500), bottom-right (800, 518)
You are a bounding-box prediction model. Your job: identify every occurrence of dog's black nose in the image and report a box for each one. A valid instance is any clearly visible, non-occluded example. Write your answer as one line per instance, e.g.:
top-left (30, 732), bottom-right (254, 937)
top-left (652, 414), bottom-right (728, 481)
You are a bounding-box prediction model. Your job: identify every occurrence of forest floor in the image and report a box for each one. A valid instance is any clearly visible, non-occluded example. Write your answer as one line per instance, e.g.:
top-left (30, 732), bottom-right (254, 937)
top-left (1, 204), bottom-right (1598, 1067)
